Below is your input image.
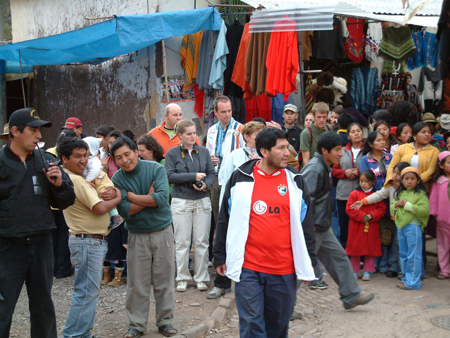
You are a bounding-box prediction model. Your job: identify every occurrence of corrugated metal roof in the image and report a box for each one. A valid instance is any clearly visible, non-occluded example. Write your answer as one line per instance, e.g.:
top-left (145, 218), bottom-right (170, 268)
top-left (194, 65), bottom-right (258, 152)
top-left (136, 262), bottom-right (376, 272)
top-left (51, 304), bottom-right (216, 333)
top-left (243, 0), bottom-right (442, 16)
top-left (243, 0), bottom-right (441, 28)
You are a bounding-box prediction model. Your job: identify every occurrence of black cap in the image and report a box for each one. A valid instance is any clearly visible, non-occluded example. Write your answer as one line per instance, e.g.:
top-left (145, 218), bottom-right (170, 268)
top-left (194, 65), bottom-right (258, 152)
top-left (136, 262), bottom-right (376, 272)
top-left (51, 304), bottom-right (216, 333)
top-left (9, 108), bottom-right (52, 129)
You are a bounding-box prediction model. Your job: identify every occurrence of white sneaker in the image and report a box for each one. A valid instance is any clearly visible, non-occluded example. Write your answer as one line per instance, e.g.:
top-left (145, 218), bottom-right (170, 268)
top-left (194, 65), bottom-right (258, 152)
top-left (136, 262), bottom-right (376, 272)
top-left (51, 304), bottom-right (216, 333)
top-left (197, 282), bottom-right (208, 291)
top-left (176, 281), bottom-right (187, 292)
top-left (208, 261), bottom-right (213, 267)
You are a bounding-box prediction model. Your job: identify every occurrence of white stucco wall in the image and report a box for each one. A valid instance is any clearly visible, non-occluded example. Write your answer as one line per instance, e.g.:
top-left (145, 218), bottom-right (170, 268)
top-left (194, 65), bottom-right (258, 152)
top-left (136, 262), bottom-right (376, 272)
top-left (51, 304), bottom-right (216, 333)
top-left (9, 0), bottom-right (218, 141)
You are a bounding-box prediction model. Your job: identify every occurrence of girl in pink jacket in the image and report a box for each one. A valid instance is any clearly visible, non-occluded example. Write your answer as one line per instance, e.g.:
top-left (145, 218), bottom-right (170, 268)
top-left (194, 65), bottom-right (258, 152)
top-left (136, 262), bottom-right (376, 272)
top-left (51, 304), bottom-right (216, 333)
top-left (430, 151), bottom-right (450, 280)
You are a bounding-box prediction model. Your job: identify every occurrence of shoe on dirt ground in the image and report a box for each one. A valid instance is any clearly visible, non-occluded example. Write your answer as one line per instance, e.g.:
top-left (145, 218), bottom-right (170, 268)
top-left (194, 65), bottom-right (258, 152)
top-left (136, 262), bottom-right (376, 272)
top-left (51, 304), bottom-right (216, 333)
top-left (197, 282), bottom-right (208, 291)
top-left (362, 272), bottom-right (371, 281)
top-left (437, 273), bottom-right (450, 280)
top-left (344, 293), bottom-right (375, 310)
top-left (309, 282), bottom-right (328, 290)
top-left (207, 286), bottom-right (231, 299)
top-left (176, 281), bottom-right (187, 292)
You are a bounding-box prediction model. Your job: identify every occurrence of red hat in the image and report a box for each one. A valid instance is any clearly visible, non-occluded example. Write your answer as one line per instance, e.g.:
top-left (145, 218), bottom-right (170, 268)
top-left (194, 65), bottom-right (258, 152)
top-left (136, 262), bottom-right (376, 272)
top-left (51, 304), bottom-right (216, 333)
top-left (64, 117), bottom-right (82, 129)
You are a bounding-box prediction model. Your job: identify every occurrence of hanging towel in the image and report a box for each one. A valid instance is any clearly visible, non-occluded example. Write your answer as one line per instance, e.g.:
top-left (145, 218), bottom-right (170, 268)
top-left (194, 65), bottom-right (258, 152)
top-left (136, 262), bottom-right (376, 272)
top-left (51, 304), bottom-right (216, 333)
top-left (378, 26), bottom-right (416, 61)
top-left (197, 30), bottom-right (219, 96)
top-left (224, 20), bottom-right (245, 98)
top-left (265, 17), bottom-right (299, 100)
top-left (345, 18), bottom-right (365, 63)
top-left (209, 22), bottom-right (229, 91)
top-left (245, 31), bottom-right (272, 97)
top-left (179, 31), bottom-right (203, 90)
top-left (231, 23), bottom-right (253, 99)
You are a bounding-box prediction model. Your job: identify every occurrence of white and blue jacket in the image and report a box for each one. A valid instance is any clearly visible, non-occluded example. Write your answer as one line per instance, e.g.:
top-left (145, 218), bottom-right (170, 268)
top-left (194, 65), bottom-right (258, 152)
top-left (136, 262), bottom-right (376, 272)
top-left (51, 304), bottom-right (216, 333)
top-left (213, 159), bottom-right (317, 282)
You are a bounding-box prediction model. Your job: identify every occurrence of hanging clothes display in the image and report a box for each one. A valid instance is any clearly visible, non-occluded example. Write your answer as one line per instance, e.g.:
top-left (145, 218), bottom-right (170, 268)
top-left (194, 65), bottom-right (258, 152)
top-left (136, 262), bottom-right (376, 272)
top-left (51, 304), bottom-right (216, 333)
top-left (228, 95), bottom-right (246, 124)
top-left (193, 84), bottom-right (204, 117)
top-left (196, 30), bottom-right (219, 95)
top-left (223, 20), bottom-right (245, 98)
top-left (245, 31), bottom-right (272, 97)
top-left (231, 23), bottom-right (253, 99)
top-left (312, 17), bottom-right (346, 59)
top-left (418, 66), bottom-right (443, 115)
top-left (350, 67), bottom-right (379, 116)
top-left (179, 31), bottom-right (203, 90)
top-left (209, 22), bottom-right (228, 91)
top-left (271, 93), bottom-right (293, 124)
top-left (378, 26), bottom-right (416, 62)
top-left (377, 72), bottom-right (410, 109)
top-left (443, 76), bottom-right (450, 115)
top-left (265, 16), bottom-right (299, 100)
top-left (407, 31), bottom-right (440, 70)
top-left (304, 73), bottom-right (314, 115)
top-left (245, 94), bottom-right (272, 122)
top-left (344, 18), bottom-right (366, 63)
top-left (404, 75), bottom-right (421, 112)
top-left (290, 74), bottom-right (306, 123)
top-left (300, 31), bottom-right (314, 61)
top-left (365, 22), bottom-right (383, 65)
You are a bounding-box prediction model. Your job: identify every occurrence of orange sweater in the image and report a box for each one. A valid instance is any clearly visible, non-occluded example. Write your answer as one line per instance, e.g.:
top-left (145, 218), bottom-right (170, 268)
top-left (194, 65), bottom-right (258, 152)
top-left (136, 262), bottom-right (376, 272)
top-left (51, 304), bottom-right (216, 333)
top-left (149, 121), bottom-right (200, 156)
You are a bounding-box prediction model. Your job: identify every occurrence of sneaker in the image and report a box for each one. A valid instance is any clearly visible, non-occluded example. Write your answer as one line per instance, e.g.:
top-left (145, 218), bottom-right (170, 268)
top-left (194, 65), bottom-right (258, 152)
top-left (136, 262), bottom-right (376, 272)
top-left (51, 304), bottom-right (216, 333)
top-left (354, 273), bottom-right (358, 279)
top-left (197, 282), bottom-right (208, 291)
top-left (176, 281), bottom-right (187, 292)
top-left (362, 272), bottom-right (371, 281)
top-left (344, 293), bottom-right (375, 310)
top-left (290, 311), bottom-right (302, 321)
top-left (309, 282), bottom-right (328, 290)
top-left (108, 215), bottom-right (124, 230)
top-left (207, 286), bottom-right (231, 299)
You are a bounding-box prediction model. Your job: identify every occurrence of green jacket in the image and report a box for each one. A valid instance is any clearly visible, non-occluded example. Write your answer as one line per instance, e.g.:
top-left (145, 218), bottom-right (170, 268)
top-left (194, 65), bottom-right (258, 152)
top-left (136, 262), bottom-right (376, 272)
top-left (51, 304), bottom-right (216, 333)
top-left (390, 189), bottom-right (429, 230)
top-left (112, 159), bottom-right (172, 233)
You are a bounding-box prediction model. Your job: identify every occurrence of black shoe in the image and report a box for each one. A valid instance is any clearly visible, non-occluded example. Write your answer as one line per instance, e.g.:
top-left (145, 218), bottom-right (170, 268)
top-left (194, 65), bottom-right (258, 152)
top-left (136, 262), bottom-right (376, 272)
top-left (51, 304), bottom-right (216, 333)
top-left (386, 270), bottom-right (398, 278)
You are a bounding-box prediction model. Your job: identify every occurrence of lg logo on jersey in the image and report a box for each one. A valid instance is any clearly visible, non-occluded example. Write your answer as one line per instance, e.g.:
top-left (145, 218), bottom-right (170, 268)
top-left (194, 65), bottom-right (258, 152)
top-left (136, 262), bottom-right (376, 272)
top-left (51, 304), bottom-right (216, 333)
top-left (253, 201), bottom-right (280, 215)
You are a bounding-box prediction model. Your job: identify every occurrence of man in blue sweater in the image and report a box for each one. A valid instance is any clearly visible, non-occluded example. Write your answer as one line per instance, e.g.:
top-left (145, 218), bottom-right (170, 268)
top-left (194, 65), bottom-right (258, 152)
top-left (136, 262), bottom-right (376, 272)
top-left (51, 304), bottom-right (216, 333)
top-left (110, 136), bottom-right (177, 338)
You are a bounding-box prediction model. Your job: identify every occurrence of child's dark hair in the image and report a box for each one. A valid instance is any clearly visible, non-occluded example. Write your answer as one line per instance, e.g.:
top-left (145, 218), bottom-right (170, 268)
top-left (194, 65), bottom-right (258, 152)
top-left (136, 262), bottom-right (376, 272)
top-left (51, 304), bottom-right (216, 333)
top-left (395, 161), bottom-right (410, 174)
top-left (362, 131), bottom-right (382, 156)
top-left (432, 154), bottom-right (450, 184)
top-left (394, 171), bottom-right (428, 198)
top-left (360, 169), bottom-right (376, 183)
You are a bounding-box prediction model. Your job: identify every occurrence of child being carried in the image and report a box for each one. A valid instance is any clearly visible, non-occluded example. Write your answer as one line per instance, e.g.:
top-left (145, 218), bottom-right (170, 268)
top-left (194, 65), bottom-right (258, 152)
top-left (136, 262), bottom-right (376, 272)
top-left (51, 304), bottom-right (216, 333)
top-left (83, 137), bottom-right (123, 230)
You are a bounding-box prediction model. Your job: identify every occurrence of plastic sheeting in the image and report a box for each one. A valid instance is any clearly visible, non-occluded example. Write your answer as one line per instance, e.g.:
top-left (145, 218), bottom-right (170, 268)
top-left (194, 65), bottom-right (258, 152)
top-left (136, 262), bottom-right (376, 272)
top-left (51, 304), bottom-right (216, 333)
top-left (0, 7), bottom-right (222, 66)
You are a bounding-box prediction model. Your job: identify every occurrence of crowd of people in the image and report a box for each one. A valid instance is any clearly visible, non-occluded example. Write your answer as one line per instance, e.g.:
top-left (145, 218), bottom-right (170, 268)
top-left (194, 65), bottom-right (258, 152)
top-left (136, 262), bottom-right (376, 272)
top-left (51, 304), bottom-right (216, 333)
top-left (1, 95), bottom-right (449, 338)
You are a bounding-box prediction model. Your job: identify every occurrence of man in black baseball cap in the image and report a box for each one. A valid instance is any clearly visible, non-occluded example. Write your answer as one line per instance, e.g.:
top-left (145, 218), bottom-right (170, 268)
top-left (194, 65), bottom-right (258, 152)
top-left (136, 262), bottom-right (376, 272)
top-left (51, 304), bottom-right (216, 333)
top-left (0, 107), bottom-right (76, 338)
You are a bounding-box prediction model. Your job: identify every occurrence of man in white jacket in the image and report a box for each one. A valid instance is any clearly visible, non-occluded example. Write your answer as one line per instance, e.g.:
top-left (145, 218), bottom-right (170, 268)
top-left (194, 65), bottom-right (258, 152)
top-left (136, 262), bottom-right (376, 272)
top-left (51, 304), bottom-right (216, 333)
top-left (213, 128), bottom-right (317, 338)
top-left (205, 95), bottom-right (245, 299)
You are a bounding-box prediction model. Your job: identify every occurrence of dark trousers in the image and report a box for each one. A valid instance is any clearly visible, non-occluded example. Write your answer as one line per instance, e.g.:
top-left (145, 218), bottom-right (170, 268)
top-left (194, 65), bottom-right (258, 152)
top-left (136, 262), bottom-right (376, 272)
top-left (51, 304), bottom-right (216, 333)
top-left (51, 210), bottom-right (72, 278)
top-left (337, 200), bottom-right (350, 249)
top-left (211, 176), bottom-right (232, 289)
top-left (235, 268), bottom-right (296, 338)
top-left (0, 233), bottom-right (57, 338)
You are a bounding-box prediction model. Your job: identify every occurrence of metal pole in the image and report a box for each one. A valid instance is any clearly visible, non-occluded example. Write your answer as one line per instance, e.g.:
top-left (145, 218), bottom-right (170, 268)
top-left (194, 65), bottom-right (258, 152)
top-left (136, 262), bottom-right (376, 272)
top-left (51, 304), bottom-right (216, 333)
top-left (18, 50), bottom-right (26, 108)
top-left (161, 39), bottom-right (170, 104)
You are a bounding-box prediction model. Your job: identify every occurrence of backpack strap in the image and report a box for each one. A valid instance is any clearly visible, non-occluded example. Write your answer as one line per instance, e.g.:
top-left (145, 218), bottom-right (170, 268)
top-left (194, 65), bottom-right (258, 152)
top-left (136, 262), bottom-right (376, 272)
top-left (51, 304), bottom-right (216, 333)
top-left (307, 127), bottom-right (312, 152)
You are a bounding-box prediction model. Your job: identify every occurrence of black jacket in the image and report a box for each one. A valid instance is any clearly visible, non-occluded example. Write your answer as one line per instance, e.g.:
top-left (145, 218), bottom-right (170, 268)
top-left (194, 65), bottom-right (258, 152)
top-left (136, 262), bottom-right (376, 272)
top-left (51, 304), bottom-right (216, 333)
top-left (165, 144), bottom-right (215, 200)
top-left (0, 146), bottom-right (76, 238)
top-left (283, 125), bottom-right (302, 153)
top-left (213, 159), bottom-right (317, 271)
top-left (300, 153), bottom-right (333, 232)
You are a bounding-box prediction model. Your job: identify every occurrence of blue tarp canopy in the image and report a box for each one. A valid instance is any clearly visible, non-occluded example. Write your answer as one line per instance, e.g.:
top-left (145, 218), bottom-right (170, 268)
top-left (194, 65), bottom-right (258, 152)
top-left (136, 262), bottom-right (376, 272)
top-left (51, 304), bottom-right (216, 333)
top-left (0, 7), bottom-right (222, 66)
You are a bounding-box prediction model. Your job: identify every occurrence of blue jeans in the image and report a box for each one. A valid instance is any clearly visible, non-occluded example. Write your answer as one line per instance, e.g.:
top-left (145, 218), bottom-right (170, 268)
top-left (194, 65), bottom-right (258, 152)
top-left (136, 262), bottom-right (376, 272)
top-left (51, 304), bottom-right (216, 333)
top-left (235, 268), bottom-right (296, 338)
top-left (398, 224), bottom-right (423, 290)
top-left (62, 237), bottom-right (108, 338)
top-left (378, 225), bottom-right (400, 273)
top-left (331, 188), bottom-right (340, 240)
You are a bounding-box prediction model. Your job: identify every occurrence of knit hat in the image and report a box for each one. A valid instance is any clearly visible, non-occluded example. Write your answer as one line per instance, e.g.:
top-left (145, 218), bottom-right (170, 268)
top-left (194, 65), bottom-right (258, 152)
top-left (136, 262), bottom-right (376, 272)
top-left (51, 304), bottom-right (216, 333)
top-left (82, 137), bottom-right (102, 157)
top-left (438, 151), bottom-right (450, 163)
top-left (400, 166), bottom-right (421, 178)
top-left (422, 112), bottom-right (436, 123)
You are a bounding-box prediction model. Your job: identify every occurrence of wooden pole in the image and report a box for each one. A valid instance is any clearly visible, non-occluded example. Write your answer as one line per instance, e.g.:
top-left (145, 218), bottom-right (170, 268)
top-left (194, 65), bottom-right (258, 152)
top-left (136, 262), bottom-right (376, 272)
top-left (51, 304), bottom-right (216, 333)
top-left (18, 50), bottom-right (26, 108)
top-left (201, 93), bottom-right (206, 143)
top-left (161, 39), bottom-right (170, 104)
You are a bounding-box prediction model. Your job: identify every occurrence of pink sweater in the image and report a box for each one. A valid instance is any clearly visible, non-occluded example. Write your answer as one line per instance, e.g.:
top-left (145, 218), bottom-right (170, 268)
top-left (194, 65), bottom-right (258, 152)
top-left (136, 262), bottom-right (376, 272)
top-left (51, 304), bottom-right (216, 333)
top-left (430, 176), bottom-right (450, 224)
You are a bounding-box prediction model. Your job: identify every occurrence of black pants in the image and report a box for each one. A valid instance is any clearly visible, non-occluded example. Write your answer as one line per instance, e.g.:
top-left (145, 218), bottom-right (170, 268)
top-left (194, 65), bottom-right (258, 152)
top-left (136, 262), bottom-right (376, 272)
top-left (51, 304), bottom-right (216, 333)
top-left (336, 200), bottom-right (350, 249)
top-left (51, 210), bottom-right (72, 278)
top-left (0, 233), bottom-right (57, 338)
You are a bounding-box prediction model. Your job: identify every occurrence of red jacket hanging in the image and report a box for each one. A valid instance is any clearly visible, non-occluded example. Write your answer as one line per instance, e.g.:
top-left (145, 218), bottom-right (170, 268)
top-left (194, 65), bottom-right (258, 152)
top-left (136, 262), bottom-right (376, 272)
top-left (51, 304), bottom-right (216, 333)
top-left (345, 187), bottom-right (386, 257)
top-left (344, 18), bottom-right (366, 63)
top-left (265, 17), bottom-right (299, 100)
